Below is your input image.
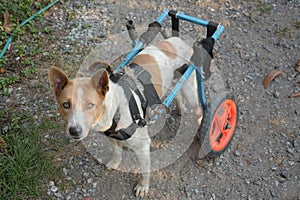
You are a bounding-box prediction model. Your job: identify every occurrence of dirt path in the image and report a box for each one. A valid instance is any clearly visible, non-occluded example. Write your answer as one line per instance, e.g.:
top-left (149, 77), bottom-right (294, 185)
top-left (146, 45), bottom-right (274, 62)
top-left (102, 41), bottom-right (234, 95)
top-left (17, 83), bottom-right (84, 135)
top-left (1, 0), bottom-right (299, 199)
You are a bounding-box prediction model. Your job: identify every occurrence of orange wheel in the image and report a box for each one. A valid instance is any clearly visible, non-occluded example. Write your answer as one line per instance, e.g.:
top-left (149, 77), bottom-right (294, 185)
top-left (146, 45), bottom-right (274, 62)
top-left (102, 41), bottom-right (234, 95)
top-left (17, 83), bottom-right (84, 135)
top-left (198, 92), bottom-right (238, 158)
top-left (209, 99), bottom-right (237, 152)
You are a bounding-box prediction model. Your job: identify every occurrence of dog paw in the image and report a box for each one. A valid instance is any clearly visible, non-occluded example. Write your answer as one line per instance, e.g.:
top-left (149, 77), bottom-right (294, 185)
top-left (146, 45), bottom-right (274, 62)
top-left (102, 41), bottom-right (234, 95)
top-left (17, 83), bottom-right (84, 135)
top-left (106, 160), bottom-right (120, 170)
top-left (134, 183), bottom-right (149, 197)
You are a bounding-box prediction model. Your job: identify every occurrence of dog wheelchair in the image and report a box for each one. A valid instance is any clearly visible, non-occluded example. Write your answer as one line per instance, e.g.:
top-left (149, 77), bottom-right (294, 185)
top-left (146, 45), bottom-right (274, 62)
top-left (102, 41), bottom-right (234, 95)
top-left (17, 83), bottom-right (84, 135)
top-left (111, 10), bottom-right (238, 159)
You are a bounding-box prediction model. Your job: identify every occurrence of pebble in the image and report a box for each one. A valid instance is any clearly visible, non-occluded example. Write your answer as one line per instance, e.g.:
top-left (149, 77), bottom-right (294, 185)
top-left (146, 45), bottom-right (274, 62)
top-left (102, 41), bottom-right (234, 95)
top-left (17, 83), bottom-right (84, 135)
top-left (280, 170), bottom-right (288, 178)
top-left (287, 148), bottom-right (294, 154)
top-left (234, 150), bottom-right (241, 157)
top-left (51, 186), bottom-right (58, 193)
top-left (287, 161), bottom-right (295, 166)
top-left (54, 192), bottom-right (62, 198)
top-left (4, 0), bottom-right (298, 199)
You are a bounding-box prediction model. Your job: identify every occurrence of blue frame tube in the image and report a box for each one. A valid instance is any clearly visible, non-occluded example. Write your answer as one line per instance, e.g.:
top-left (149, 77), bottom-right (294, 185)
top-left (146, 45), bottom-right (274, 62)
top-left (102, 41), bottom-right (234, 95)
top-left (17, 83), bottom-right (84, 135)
top-left (162, 64), bottom-right (195, 108)
top-left (113, 10), bottom-right (169, 74)
top-left (175, 12), bottom-right (209, 27)
top-left (212, 24), bottom-right (224, 41)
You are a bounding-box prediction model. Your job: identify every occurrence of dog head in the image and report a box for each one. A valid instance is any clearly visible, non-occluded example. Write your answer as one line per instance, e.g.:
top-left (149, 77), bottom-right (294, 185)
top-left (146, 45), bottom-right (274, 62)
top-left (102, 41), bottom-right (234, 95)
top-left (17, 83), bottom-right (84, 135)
top-left (49, 66), bottom-right (110, 140)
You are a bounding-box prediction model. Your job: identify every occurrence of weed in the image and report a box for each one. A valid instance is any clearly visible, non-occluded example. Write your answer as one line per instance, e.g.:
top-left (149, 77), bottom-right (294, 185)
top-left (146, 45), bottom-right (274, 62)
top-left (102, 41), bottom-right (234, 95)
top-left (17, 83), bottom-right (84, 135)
top-left (0, 111), bottom-right (61, 200)
top-left (258, 2), bottom-right (273, 14)
top-left (67, 10), bottom-right (76, 21)
top-left (21, 66), bottom-right (38, 78)
top-left (0, 75), bottom-right (20, 95)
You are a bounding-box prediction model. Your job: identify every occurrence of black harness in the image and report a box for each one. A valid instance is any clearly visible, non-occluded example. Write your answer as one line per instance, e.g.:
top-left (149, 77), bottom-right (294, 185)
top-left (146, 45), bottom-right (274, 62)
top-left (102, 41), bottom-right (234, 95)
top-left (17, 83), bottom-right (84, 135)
top-left (101, 63), bottom-right (161, 140)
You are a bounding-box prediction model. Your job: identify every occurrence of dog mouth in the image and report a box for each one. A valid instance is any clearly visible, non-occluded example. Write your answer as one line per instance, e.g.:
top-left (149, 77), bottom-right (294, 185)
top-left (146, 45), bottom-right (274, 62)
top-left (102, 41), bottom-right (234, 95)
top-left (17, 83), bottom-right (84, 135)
top-left (67, 126), bottom-right (88, 141)
top-left (71, 135), bottom-right (82, 140)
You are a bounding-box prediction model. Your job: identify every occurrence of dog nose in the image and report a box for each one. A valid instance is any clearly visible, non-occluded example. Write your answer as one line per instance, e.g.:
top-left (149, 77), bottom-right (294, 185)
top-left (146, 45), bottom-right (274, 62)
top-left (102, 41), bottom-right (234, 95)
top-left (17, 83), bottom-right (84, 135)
top-left (69, 126), bottom-right (82, 138)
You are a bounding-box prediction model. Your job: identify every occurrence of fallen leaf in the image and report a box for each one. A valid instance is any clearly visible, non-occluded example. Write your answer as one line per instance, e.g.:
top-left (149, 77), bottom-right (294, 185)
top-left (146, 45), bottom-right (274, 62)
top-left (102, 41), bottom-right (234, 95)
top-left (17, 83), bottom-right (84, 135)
top-left (263, 70), bottom-right (282, 89)
top-left (0, 137), bottom-right (8, 154)
top-left (3, 11), bottom-right (13, 33)
top-left (288, 92), bottom-right (300, 98)
top-left (0, 68), bottom-right (6, 74)
top-left (295, 58), bottom-right (300, 73)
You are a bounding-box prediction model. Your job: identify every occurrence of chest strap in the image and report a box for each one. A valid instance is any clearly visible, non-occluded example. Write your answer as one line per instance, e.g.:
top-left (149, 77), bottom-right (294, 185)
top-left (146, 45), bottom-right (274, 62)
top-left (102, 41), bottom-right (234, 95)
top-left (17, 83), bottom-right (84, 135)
top-left (110, 73), bottom-right (146, 126)
top-left (102, 64), bottom-right (161, 140)
top-left (103, 108), bottom-right (140, 140)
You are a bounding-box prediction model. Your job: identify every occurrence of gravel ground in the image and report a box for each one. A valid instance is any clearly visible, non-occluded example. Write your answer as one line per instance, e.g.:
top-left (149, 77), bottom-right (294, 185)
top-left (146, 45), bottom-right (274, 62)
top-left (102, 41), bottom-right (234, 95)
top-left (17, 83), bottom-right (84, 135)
top-left (2, 0), bottom-right (300, 199)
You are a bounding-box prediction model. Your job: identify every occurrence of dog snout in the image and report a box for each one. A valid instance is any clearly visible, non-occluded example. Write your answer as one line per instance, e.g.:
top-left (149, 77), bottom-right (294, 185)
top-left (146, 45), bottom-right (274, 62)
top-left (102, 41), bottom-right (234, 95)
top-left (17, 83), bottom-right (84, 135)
top-left (69, 126), bottom-right (83, 139)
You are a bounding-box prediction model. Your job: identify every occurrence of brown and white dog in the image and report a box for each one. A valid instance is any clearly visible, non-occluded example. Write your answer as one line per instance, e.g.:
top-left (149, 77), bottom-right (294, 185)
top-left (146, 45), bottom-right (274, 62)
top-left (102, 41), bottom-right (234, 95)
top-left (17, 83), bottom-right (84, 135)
top-left (49, 37), bottom-right (201, 197)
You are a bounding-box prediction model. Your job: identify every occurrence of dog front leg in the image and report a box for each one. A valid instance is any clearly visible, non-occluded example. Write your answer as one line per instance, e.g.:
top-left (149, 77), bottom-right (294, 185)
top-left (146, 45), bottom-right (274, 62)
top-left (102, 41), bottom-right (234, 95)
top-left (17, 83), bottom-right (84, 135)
top-left (134, 145), bottom-right (150, 197)
top-left (106, 138), bottom-right (123, 170)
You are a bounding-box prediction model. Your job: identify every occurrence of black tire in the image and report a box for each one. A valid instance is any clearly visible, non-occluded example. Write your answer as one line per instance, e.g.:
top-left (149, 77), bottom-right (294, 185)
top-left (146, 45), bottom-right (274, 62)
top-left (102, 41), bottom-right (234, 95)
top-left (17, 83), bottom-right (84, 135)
top-left (198, 92), bottom-right (238, 159)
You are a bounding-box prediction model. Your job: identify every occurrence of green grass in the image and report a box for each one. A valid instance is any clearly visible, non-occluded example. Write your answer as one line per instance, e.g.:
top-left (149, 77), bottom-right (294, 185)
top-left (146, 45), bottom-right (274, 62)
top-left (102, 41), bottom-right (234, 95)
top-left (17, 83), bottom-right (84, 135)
top-left (0, 75), bottom-right (20, 95)
top-left (0, 111), bottom-right (61, 200)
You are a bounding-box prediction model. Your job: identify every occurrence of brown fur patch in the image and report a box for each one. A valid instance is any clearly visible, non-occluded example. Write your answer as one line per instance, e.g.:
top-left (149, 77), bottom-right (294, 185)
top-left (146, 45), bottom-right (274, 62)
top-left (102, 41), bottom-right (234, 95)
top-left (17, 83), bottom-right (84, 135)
top-left (154, 40), bottom-right (177, 59)
top-left (131, 54), bottom-right (162, 96)
top-left (53, 76), bottom-right (105, 124)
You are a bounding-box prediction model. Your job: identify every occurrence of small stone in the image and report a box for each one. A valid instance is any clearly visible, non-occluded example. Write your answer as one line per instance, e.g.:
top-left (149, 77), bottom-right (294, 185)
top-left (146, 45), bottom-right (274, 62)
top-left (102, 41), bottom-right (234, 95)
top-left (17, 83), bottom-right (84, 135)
top-left (49, 181), bottom-right (55, 186)
top-left (234, 150), bottom-right (241, 157)
top-left (93, 182), bottom-right (98, 188)
top-left (54, 192), bottom-right (62, 198)
top-left (273, 91), bottom-right (280, 98)
top-left (287, 161), bottom-right (295, 166)
top-left (280, 170), bottom-right (288, 178)
top-left (51, 185), bottom-right (58, 193)
top-left (87, 178), bottom-right (93, 184)
top-left (270, 189), bottom-right (276, 197)
top-left (287, 148), bottom-right (294, 154)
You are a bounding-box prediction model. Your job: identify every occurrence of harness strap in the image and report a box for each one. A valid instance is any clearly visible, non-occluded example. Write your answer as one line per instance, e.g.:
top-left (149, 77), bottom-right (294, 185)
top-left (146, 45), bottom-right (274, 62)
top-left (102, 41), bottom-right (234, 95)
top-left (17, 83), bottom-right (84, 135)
top-left (103, 108), bottom-right (140, 140)
top-left (103, 64), bottom-right (161, 141)
top-left (129, 63), bottom-right (161, 108)
top-left (110, 73), bottom-right (145, 123)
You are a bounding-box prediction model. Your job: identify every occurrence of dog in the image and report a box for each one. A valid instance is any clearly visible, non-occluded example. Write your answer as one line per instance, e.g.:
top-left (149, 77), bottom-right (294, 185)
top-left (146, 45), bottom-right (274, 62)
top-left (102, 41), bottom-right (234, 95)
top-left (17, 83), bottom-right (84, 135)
top-left (49, 37), bottom-right (201, 197)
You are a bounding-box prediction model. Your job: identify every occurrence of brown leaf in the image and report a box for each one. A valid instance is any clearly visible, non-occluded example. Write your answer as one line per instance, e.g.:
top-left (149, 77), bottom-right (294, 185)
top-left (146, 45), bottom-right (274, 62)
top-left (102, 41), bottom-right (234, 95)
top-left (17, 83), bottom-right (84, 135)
top-left (0, 137), bottom-right (8, 154)
top-left (263, 70), bottom-right (282, 89)
top-left (0, 68), bottom-right (6, 74)
top-left (295, 58), bottom-right (300, 73)
top-left (288, 92), bottom-right (300, 98)
top-left (3, 11), bottom-right (13, 33)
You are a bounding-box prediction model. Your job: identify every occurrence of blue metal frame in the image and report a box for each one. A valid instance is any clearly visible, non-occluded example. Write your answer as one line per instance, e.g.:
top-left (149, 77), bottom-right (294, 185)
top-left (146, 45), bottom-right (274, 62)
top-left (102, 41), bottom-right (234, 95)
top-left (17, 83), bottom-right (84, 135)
top-left (114, 9), bottom-right (224, 116)
top-left (113, 10), bottom-right (170, 74)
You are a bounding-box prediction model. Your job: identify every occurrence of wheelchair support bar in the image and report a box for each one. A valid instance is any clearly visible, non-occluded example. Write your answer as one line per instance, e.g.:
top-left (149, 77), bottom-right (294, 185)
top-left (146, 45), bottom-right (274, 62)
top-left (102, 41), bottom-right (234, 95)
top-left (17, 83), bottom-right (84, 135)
top-left (126, 20), bottom-right (138, 42)
top-left (168, 10), bottom-right (224, 41)
top-left (168, 10), bottom-right (179, 37)
top-left (115, 9), bottom-right (224, 74)
top-left (113, 11), bottom-right (168, 74)
top-left (162, 64), bottom-right (196, 108)
top-left (139, 22), bottom-right (162, 45)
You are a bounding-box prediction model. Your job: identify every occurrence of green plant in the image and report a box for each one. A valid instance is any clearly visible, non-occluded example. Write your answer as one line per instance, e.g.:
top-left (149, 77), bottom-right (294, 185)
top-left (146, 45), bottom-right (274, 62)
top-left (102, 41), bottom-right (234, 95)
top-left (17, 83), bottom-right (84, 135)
top-left (258, 2), bottom-right (273, 14)
top-left (21, 66), bottom-right (38, 78)
top-left (0, 75), bottom-right (20, 95)
top-left (0, 111), bottom-right (62, 200)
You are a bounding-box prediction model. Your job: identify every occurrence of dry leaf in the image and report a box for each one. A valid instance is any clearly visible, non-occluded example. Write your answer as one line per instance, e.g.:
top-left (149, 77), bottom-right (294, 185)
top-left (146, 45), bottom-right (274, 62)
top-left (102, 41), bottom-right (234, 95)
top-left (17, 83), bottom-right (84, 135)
top-left (0, 137), bottom-right (8, 154)
top-left (263, 70), bottom-right (282, 89)
top-left (295, 58), bottom-right (300, 73)
top-left (0, 68), bottom-right (6, 74)
top-left (288, 92), bottom-right (300, 98)
top-left (3, 11), bottom-right (13, 33)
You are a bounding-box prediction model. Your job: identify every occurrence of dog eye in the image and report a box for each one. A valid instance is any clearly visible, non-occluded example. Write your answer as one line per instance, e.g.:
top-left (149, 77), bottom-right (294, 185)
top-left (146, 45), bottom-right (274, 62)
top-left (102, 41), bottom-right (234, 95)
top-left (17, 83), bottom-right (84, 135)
top-left (62, 102), bottom-right (71, 109)
top-left (86, 103), bottom-right (94, 109)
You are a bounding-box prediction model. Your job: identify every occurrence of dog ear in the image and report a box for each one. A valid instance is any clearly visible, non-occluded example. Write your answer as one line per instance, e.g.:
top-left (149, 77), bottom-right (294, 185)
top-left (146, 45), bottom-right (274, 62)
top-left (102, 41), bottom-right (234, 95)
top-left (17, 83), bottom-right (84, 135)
top-left (49, 66), bottom-right (69, 96)
top-left (91, 69), bottom-right (109, 96)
